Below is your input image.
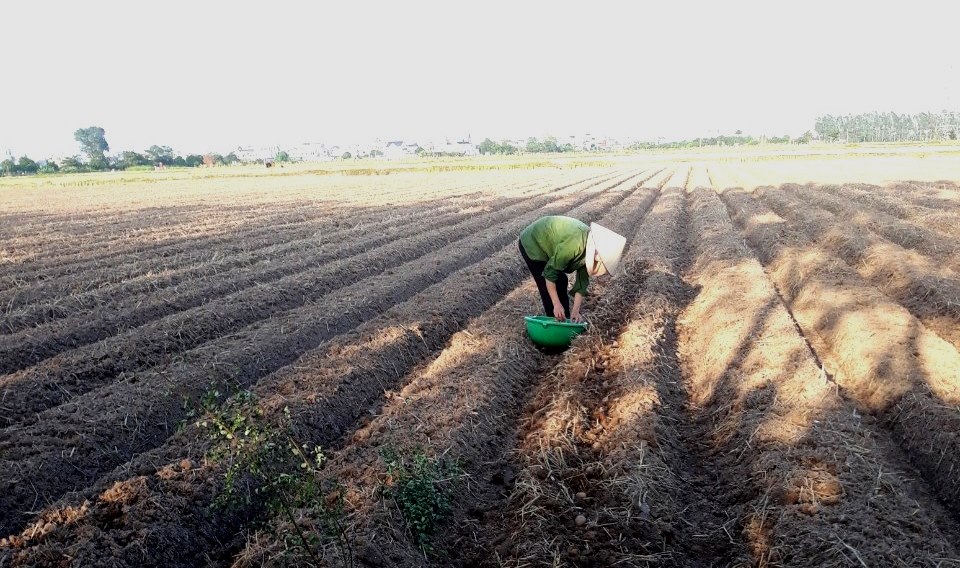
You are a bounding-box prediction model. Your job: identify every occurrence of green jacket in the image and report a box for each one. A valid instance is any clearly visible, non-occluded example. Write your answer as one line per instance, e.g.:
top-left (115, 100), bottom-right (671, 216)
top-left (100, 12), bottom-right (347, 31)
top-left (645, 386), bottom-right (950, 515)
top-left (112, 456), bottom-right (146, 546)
top-left (519, 215), bottom-right (590, 297)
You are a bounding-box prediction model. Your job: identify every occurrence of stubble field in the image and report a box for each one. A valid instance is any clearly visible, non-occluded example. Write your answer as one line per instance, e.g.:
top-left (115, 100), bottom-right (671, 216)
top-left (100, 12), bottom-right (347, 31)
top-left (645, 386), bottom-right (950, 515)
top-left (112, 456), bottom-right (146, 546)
top-left (1, 151), bottom-right (960, 567)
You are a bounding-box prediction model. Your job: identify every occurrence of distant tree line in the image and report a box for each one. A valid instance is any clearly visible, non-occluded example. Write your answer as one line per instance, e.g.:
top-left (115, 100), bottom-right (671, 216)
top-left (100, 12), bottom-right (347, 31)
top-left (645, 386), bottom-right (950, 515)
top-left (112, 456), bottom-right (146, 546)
top-left (628, 131), bottom-right (814, 150)
top-left (814, 111), bottom-right (959, 143)
top-left (478, 136), bottom-right (576, 155)
top-left (1, 126), bottom-right (239, 177)
top-left (478, 139), bottom-right (518, 155)
top-left (5, 112), bottom-right (960, 177)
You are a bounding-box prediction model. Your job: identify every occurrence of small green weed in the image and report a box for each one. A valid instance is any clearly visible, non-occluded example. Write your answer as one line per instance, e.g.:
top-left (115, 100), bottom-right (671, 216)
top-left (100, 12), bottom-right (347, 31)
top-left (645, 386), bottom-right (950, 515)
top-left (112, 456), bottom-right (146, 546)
top-left (380, 447), bottom-right (460, 551)
top-left (199, 390), bottom-right (353, 567)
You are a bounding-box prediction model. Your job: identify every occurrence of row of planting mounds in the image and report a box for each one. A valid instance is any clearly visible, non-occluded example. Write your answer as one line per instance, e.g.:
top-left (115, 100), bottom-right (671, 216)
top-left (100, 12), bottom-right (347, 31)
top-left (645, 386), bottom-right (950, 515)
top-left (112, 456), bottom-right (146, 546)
top-left (678, 186), bottom-right (959, 565)
top-left (3, 171), bottom-right (624, 414)
top-left (39, 166), bottom-right (575, 264)
top-left (0, 171), bottom-right (534, 284)
top-left (756, 184), bottom-right (960, 349)
top-left (230, 172), bottom-right (664, 567)
top-left (0, 198), bottom-right (349, 290)
top-left (0, 171), bottom-right (648, 537)
top-left (0, 176), bottom-right (580, 373)
top-left (498, 185), bottom-right (695, 566)
top-left (3, 172), bottom-right (598, 315)
top-left (719, 187), bottom-right (960, 539)
top-left (820, 183), bottom-right (960, 240)
top-left (0, 198), bottom-right (472, 356)
top-left (775, 184), bottom-right (960, 274)
top-left (0, 201), bottom-right (287, 275)
top-left (0, 175), bottom-right (549, 319)
top-left (0, 170), bottom-right (536, 305)
top-left (0, 172), bottom-right (624, 424)
top-left (4, 171), bottom-right (572, 299)
top-left (0, 172), bottom-right (651, 566)
top-left (0, 174), bottom-right (595, 332)
top-left (0, 194), bottom-right (478, 333)
top-left (888, 180), bottom-right (960, 211)
top-left (0, 183), bottom-right (350, 247)
top-left (1, 177), bottom-right (586, 339)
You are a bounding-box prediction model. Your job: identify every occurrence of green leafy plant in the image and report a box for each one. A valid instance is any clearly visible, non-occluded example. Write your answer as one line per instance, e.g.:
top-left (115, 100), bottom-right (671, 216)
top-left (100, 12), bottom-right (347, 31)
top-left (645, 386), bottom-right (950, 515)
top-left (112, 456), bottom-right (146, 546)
top-left (380, 447), bottom-right (459, 551)
top-left (199, 390), bottom-right (353, 567)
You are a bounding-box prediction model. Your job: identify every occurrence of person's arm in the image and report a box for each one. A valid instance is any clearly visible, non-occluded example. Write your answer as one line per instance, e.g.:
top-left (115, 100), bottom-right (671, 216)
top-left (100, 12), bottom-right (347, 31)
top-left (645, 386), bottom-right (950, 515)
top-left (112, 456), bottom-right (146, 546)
top-left (570, 292), bottom-right (585, 323)
top-left (544, 234), bottom-right (585, 321)
top-left (545, 280), bottom-right (566, 321)
top-left (568, 266), bottom-right (590, 322)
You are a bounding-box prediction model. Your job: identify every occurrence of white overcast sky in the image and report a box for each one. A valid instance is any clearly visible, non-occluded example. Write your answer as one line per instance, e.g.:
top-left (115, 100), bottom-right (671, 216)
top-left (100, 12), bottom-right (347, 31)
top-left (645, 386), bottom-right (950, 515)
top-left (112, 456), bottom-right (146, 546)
top-left (1, 1), bottom-right (957, 157)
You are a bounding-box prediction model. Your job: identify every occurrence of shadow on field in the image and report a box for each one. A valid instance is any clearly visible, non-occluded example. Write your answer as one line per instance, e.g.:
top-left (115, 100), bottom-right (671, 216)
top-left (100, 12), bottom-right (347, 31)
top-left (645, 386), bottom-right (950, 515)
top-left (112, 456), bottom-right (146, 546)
top-left (725, 182), bottom-right (960, 525)
top-left (775, 236), bottom-right (960, 517)
top-left (0, 190), bottom-right (545, 540)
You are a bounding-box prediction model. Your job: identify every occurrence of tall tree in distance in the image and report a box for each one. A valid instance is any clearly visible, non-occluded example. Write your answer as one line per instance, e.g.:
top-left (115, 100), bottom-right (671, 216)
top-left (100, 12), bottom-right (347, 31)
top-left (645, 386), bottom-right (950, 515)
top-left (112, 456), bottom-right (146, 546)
top-left (145, 145), bottom-right (175, 166)
top-left (74, 126), bottom-right (109, 170)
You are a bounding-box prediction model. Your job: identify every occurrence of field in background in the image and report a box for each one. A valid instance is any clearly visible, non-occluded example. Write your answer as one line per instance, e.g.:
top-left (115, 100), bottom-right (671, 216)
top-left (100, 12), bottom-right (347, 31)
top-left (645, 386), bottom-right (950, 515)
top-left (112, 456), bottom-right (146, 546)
top-left (2, 142), bottom-right (958, 207)
top-left (2, 148), bottom-right (960, 566)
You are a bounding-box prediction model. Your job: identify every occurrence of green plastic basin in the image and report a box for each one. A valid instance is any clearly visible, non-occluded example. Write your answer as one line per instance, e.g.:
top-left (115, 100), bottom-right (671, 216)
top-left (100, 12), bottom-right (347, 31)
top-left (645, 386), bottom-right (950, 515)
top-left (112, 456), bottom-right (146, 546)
top-left (524, 315), bottom-right (588, 348)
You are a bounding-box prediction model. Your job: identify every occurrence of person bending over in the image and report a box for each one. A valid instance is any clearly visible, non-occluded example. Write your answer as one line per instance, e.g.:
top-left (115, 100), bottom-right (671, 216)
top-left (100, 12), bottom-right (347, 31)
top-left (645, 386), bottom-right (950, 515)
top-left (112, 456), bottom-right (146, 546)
top-left (518, 215), bottom-right (626, 322)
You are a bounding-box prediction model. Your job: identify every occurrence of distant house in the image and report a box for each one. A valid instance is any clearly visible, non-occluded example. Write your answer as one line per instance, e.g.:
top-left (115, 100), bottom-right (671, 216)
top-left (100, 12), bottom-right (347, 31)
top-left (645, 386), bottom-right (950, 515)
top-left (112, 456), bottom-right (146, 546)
top-left (287, 142), bottom-right (333, 161)
top-left (235, 146), bottom-right (279, 162)
top-left (235, 147), bottom-right (258, 162)
top-left (383, 140), bottom-right (405, 159)
top-left (433, 136), bottom-right (478, 156)
top-left (572, 133), bottom-right (598, 151)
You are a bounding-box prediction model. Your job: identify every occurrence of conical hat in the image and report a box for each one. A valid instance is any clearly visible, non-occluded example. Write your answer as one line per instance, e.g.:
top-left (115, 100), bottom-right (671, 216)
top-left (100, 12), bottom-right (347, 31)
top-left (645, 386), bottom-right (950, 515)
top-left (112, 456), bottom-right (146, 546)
top-left (587, 222), bottom-right (626, 276)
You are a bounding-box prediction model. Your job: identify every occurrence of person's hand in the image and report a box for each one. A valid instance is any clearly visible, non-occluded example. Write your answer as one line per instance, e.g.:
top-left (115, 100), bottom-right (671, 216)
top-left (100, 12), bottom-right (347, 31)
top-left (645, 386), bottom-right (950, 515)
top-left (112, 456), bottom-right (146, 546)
top-left (553, 304), bottom-right (567, 322)
top-left (570, 309), bottom-right (583, 323)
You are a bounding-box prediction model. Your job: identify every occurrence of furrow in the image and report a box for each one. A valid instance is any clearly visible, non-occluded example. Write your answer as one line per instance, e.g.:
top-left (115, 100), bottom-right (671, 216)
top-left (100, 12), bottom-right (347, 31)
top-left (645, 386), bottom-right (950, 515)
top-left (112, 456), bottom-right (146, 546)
top-left (0, 172), bottom-right (627, 425)
top-left (0, 177), bottom-right (569, 329)
top-left (677, 186), bottom-right (959, 565)
top-left (0, 175), bottom-right (526, 277)
top-left (820, 182), bottom-right (960, 240)
top-left (887, 180), bottom-right (960, 210)
top-left (0, 180), bottom-right (539, 312)
top-left (757, 184), bottom-right (960, 349)
top-left (0, 199), bottom-right (466, 331)
top-left (774, 184), bottom-right (960, 274)
top-left (496, 182), bottom-right (690, 566)
top-left (0, 171), bottom-right (645, 536)
top-left (0, 173), bottom-right (646, 561)
top-left (0, 186), bottom-right (550, 363)
top-left (720, 186), bottom-right (960, 533)
top-left (231, 171), bottom-right (661, 568)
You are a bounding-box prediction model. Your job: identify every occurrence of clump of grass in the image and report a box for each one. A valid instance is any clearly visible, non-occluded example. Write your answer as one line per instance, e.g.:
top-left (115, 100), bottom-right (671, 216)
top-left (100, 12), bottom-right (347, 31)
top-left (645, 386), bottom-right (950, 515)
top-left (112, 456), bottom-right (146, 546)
top-left (380, 447), bottom-right (460, 551)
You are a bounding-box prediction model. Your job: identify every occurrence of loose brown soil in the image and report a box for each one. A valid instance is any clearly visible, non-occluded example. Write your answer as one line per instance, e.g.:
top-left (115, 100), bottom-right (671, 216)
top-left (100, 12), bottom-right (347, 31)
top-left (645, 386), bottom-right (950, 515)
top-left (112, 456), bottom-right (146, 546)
top-left (777, 183), bottom-right (960, 274)
top-left (0, 170), bottom-right (653, 566)
top-left (0, 172), bottom-right (630, 426)
top-left (0, 172), bottom-right (559, 283)
top-left (719, 184), bottom-right (960, 528)
top-left (684, 186), bottom-right (958, 565)
top-left (819, 183), bottom-right (960, 240)
top-left (231, 167), bottom-right (664, 568)
top-left (0, 176), bottom-right (571, 323)
top-left (0, 170), bottom-right (649, 537)
top-left (494, 182), bottom-right (690, 567)
top-left (757, 184), bottom-right (960, 349)
top-left (0, 175), bottom-right (604, 376)
top-left (3, 165), bottom-right (960, 567)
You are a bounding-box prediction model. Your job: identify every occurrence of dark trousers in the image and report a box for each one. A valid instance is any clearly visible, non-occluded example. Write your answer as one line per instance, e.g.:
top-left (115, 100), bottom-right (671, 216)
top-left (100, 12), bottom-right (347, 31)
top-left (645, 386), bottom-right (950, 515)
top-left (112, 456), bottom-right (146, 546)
top-left (519, 239), bottom-right (569, 316)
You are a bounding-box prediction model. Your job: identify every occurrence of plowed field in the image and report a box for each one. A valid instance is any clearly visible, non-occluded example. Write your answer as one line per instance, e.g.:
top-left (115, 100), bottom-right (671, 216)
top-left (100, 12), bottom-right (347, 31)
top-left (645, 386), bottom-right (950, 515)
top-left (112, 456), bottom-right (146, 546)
top-left (2, 159), bottom-right (960, 567)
